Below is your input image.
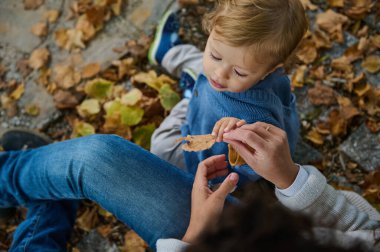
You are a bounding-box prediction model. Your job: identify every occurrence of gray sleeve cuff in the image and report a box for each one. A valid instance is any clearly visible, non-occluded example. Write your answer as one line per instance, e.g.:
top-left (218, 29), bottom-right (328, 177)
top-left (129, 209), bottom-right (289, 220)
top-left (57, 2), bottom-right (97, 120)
top-left (156, 238), bottom-right (190, 252)
top-left (277, 164), bottom-right (308, 197)
top-left (275, 165), bottom-right (327, 211)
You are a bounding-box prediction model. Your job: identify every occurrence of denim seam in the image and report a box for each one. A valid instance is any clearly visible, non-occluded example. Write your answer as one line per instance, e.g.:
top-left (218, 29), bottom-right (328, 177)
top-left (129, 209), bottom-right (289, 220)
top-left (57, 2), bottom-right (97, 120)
top-left (18, 204), bottom-right (45, 252)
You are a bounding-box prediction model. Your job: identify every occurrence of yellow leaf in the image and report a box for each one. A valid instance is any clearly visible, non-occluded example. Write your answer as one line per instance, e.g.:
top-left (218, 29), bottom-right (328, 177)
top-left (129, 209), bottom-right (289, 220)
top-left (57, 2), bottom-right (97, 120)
top-left (132, 123), bottom-right (156, 150)
top-left (54, 28), bottom-right (69, 49)
top-left (77, 99), bottom-right (100, 118)
top-left (81, 63), bottom-right (101, 79)
top-left (306, 128), bottom-right (324, 145)
top-left (43, 9), bottom-right (60, 23)
top-left (10, 83), bottom-right (25, 100)
top-left (362, 55), bottom-right (380, 74)
top-left (159, 84), bottom-right (180, 111)
top-left (65, 29), bottom-right (86, 51)
top-left (25, 104), bottom-right (40, 116)
top-left (121, 88), bottom-right (143, 106)
top-left (132, 71), bottom-right (176, 92)
top-left (53, 64), bottom-right (81, 89)
top-left (72, 121), bottom-right (96, 138)
top-left (120, 106), bottom-right (144, 126)
top-left (327, 0), bottom-right (344, 7)
top-left (291, 65), bottom-right (307, 88)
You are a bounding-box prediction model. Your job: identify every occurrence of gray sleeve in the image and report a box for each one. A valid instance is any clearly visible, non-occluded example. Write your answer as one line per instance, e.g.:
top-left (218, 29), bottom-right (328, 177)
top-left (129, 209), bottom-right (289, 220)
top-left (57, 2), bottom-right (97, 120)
top-left (156, 238), bottom-right (190, 252)
top-left (275, 165), bottom-right (380, 232)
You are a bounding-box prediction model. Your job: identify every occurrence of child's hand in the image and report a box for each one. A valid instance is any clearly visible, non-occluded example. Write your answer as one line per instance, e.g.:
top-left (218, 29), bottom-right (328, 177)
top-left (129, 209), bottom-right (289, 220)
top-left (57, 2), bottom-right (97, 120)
top-left (212, 117), bottom-right (246, 142)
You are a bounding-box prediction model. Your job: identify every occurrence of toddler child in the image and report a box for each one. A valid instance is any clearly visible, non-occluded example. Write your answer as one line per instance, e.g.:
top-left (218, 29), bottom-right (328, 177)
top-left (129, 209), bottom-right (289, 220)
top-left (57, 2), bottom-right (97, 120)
top-left (149, 0), bottom-right (308, 182)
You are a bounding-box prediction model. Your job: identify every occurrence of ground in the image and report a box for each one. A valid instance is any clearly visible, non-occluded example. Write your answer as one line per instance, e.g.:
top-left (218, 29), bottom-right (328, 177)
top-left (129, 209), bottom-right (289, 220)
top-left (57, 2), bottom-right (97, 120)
top-left (0, 0), bottom-right (379, 251)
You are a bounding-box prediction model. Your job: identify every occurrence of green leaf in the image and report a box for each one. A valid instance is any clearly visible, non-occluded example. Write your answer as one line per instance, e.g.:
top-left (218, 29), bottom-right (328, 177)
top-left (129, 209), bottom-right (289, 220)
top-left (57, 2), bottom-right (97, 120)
top-left (120, 105), bottom-right (144, 126)
top-left (84, 78), bottom-right (114, 99)
top-left (159, 84), bottom-right (180, 111)
top-left (132, 123), bottom-right (156, 149)
top-left (121, 88), bottom-right (142, 106)
top-left (104, 100), bottom-right (122, 117)
top-left (77, 99), bottom-right (100, 117)
top-left (72, 121), bottom-right (95, 138)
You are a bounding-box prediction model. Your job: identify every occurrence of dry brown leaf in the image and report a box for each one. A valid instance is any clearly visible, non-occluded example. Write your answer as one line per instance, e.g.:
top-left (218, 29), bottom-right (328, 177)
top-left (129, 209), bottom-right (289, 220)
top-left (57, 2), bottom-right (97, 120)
top-left (359, 87), bottom-right (380, 116)
top-left (300, 0), bottom-right (318, 10)
top-left (124, 230), bottom-right (147, 252)
top-left (1, 95), bottom-right (18, 117)
top-left (331, 56), bottom-right (353, 72)
top-left (344, 0), bottom-right (372, 19)
top-left (371, 35), bottom-right (380, 49)
top-left (178, 0), bottom-right (200, 6)
top-left (337, 96), bottom-right (361, 120)
top-left (29, 48), bottom-right (50, 70)
top-left (328, 109), bottom-right (348, 136)
top-left (328, 0), bottom-right (344, 7)
top-left (177, 134), bottom-right (216, 151)
top-left (75, 15), bottom-right (97, 41)
top-left (291, 65), bottom-right (307, 88)
top-left (53, 90), bottom-right (80, 109)
top-left (366, 118), bottom-right (380, 133)
top-left (112, 58), bottom-right (136, 79)
top-left (24, 0), bottom-right (44, 10)
top-left (362, 55), bottom-right (380, 74)
top-left (85, 6), bottom-right (107, 29)
top-left (76, 207), bottom-right (99, 232)
top-left (309, 66), bottom-right (325, 80)
top-left (297, 39), bottom-right (318, 64)
top-left (16, 59), bottom-right (32, 77)
top-left (228, 144), bottom-right (246, 166)
top-left (316, 9), bottom-right (349, 43)
top-left (10, 83), bottom-right (25, 100)
top-left (31, 22), bottom-right (48, 37)
top-left (43, 9), bottom-right (60, 23)
top-left (308, 84), bottom-right (337, 105)
top-left (54, 28), bottom-right (69, 49)
top-left (306, 128), bottom-right (324, 145)
top-left (312, 29), bottom-right (333, 49)
top-left (53, 64), bottom-right (81, 89)
top-left (81, 63), bottom-right (101, 79)
top-left (0, 64), bottom-right (6, 78)
top-left (65, 29), bottom-right (86, 51)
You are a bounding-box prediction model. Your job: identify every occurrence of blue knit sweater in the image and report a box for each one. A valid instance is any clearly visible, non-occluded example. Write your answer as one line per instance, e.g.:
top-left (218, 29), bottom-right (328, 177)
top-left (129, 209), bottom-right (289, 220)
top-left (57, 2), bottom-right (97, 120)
top-left (181, 70), bottom-right (299, 182)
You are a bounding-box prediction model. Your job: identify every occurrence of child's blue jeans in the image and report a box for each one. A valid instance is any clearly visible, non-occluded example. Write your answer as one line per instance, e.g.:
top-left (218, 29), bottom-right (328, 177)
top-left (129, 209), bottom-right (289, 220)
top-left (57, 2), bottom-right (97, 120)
top-left (0, 134), bottom-right (196, 251)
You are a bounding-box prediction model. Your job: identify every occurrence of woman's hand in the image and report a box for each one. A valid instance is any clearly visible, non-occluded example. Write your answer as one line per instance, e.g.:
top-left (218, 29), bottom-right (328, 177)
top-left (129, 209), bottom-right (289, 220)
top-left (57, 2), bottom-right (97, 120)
top-left (182, 154), bottom-right (239, 243)
top-left (212, 117), bottom-right (246, 142)
top-left (223, 122), bottom-right (299, 189)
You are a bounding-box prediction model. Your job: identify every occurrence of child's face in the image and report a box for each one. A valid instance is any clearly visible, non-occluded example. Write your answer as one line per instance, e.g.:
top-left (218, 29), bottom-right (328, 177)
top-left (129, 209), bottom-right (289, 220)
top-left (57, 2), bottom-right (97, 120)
top-left (203, 30), bottom-right (278, 93)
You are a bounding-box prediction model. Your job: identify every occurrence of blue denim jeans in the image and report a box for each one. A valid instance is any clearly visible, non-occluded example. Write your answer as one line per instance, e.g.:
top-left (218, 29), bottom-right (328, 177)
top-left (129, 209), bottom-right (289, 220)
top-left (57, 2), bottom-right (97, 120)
top-left (0, 134), bottom-right (196, 251)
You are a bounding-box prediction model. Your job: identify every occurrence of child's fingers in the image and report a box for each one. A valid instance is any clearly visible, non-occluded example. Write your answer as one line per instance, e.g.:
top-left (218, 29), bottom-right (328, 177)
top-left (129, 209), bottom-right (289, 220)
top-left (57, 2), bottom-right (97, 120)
top-left (212, 120), bottom-right (222, 136)
top-left (218, 120), bottom-right (230, 141)
top-left (236, 119), bottom-right (246, 127)
top-left (224, 119), bottom-right (238, 132)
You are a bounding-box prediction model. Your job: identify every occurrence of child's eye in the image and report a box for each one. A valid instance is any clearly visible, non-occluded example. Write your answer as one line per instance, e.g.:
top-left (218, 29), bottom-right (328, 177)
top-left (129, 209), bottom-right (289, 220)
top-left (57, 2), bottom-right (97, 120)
top-left (210, 52), bottom-right (222, 61)
top-left (234, 69), bottom-right (248, 78)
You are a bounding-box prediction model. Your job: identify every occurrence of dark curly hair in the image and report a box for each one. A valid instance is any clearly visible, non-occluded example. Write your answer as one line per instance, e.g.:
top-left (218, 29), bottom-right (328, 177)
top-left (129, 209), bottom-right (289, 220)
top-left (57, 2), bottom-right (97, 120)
top-left (185, 182), bottom-right (370, 252)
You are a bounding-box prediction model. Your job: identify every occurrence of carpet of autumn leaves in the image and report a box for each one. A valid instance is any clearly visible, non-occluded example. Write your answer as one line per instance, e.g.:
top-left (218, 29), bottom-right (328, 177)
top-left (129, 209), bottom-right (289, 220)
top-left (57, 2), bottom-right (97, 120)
top-left (0, 0), bottom-right (379, 251)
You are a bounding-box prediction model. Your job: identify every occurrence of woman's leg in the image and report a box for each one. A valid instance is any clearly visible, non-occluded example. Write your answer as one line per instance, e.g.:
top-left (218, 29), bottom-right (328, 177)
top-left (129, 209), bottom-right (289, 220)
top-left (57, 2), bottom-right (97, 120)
top-left (0, 134), bottom-right (194, 250)
top-left (10, 200), bottom-right (79, 252)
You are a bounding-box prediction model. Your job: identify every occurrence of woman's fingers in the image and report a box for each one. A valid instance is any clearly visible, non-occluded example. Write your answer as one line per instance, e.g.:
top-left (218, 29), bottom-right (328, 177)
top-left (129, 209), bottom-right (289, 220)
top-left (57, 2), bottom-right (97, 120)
top-left (223, 128), bottom-right (268, 153)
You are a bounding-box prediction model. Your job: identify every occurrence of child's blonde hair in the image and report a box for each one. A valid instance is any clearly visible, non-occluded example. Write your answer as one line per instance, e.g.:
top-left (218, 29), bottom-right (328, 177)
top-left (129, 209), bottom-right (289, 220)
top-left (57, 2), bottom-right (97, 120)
top-left (203, 0), bottom-right (308, 72)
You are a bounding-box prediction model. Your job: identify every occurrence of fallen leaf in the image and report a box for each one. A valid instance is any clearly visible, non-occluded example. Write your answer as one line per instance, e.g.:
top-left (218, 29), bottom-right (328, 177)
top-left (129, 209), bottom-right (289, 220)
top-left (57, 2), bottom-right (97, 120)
top-left (344, 0), bottom-right (372, 19)
top-left (228, 144), bottom-right (246, 166)
top-left (1, 95), bottom-right (18, 117)
top-left (112, 58), bottom-right (136, 79)
top-left (371, 35), bottom-right (380, 49)
top-left (132, 123), bottom-right (156, 150)
top-left (77, 99), bottom-right (100, 118)
top-left (16, 59), bottom-right (32, 78)
top-left (76, 206), bottom-right (98, 231)
top-left (132, 71), bottom-right (176, 92)
top-left (24, 0), bottom-right (44, 10)
top-left (65, 29), bottom-right (86, 51)
top-left (177, 134), bottom-right (216, 151)
top-left (121, 88), bottom-right (143, 106)
top-left (306, 128), bottom-right (324, 145)
top-left (178, 0), bottom-right (200, 6)
top-left (25, 104), bottom-right (40, 116)
top-left (296, 39), bottom-right (318, 64)
top-left (81, 63), bottom-right (101, 79)
top-left (54, 28), bottom-right (69, 49)
top-left (331, 56), bottom-right (353, 72)
top-left (300, 0), bottom-right (318, 10)
top-left (328, 0), bottom-right (344, 7)
top-left (43, 9), bottom-right (60, 23)
top-left (291, 65), bottom-right (307, 88)
top-left (111, 0), bottom-right (123, 16)
top-left (308, 84), bottom-right (337, 105)
top-left (75, 15), bottom-right (97, 41)
top-left (312, 29), bottom-right (333, 49)
top-left (31, 22), bottom-right (48, 37)
top-left (366, 118), bottom-right (380, 133)
top-left (359, 87), bottom-right (380, 116)
top-left (362, 55), bottom-right (380, 74)
top-left (54, 90), bottom-right (80, 109)
top-left (53, 64), bottom-right (81, 89)
top-left (84, 78), bottom-right (114, 99)
top-left (159, 84), bottom-right (180, 111)
top-left (29, 48), bottom-right (50, 70)
top-left (337, 96), bottom-right (361, 120)
top-left (124, 230), bottom-right (147, 252)
top-left (316, 9), bottom-right (349, 43)
top-left (120, 106), bottom-right (145, 126)
top-left (10, 83), bottom-right (25, 100)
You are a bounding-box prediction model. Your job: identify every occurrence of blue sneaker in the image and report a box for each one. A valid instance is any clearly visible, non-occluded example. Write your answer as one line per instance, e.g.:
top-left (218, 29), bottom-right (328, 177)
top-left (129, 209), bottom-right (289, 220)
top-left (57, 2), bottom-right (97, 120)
top-left (180, 68), bottom-right (197, 99)
top-left (148, 10), bottom-right (182, 65)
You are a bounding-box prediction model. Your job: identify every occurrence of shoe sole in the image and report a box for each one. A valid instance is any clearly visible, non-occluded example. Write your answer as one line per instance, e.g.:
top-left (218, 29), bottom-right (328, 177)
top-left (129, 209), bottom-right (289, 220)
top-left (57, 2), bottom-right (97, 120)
top-left (148, 10), bottom-right (174, 65)
top-left (0, 128), bottom-right (52, 148)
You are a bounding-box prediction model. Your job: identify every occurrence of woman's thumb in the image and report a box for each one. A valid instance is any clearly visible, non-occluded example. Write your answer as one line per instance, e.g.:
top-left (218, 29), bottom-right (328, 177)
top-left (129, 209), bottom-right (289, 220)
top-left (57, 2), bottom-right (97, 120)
top-left (213, 173), bottom-right (239, 200)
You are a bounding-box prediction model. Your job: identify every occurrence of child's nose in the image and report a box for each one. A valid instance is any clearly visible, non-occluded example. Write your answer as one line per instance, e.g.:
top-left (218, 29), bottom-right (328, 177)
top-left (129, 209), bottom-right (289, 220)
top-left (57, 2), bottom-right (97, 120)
top-left (215, 66), bottom-right (229, 80)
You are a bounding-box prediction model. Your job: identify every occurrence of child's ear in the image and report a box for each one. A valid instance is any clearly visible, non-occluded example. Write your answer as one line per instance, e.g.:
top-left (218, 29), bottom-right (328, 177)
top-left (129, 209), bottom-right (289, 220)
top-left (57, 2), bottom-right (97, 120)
top-left (261, 63), bottom-right (284, 80)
